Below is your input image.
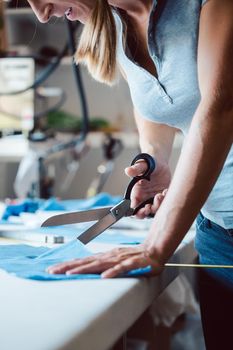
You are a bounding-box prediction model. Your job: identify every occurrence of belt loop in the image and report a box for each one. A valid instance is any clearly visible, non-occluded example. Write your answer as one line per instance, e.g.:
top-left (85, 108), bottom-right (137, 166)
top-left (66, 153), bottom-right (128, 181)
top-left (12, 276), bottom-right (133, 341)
top-left (227, 228), bottom-right (233, 237)
top-left (206, 218), bottom-right (211, 229)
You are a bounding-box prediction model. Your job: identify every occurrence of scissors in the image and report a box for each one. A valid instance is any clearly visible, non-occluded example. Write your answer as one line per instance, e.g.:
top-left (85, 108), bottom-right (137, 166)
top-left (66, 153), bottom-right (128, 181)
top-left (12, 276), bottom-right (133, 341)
top-left (41, 153), bottom-right (156, 244)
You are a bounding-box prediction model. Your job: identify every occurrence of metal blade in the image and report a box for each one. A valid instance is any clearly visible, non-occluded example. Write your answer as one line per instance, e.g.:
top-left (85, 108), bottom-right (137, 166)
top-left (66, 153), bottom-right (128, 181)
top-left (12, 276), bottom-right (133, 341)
top-left (78, 212), bottom-right (117, 244)
top-left (41, 207), bottom-right (112, 227)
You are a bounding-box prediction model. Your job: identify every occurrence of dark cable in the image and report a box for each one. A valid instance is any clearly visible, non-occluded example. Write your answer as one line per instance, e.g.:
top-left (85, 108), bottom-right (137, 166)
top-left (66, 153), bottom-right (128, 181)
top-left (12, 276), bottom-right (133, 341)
top-left (65, 19), bottom-right (89, 139)
top-left (41, 20), bottom-right (90, 158)
top-left (34, 89), bottom-right (67, 118)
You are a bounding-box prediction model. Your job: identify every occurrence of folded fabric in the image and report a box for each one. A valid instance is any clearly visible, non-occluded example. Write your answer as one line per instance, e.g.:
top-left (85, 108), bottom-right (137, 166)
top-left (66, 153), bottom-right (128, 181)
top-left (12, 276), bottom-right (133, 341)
top-left (2, 198), bottom-right (65, 220)
top-left (2, 193), bottom-right (122, 220)
top-left (2, 200), bottom-right (42, 220)
top-left (0, 238), bottom-right (151, 281)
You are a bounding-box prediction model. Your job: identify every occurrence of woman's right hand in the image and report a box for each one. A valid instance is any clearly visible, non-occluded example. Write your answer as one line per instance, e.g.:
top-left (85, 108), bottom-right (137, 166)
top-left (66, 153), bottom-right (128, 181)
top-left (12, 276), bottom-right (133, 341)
top-left (125, 157), bottom-right (171, 218)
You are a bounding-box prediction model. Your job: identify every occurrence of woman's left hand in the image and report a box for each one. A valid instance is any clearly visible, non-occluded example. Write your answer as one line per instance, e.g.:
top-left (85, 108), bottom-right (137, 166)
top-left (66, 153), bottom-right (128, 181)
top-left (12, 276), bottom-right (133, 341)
top-left (47, 244), bottom-right (163, 278)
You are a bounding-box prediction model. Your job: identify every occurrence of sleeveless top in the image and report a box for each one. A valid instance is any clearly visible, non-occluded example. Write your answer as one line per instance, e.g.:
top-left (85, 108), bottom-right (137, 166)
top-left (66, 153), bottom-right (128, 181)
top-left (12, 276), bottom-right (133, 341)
top-left (113, 0), bottom-right (233, 229)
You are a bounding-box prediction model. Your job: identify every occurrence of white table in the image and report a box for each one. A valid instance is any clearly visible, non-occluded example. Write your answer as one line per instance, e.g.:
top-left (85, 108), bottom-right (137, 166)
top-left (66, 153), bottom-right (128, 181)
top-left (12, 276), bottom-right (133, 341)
top-left (0, 228), bottom-right (197, 350)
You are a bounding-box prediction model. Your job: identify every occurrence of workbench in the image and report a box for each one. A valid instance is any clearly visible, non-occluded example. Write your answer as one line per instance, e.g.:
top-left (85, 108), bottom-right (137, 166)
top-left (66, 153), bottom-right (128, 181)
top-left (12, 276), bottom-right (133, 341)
top-left (0, 227), bottom-right (197, 350)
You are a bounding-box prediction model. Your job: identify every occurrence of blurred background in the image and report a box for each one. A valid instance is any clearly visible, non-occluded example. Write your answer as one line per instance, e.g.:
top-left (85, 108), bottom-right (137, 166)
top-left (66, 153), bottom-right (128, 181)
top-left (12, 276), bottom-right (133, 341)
top-left (0, 0), bottom-right (184, 201)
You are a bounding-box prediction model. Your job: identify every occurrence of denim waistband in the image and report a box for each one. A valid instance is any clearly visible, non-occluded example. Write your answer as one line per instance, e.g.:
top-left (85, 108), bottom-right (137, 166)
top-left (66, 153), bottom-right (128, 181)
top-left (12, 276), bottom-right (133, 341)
top-left (198, 212), bottom-right (233, 237)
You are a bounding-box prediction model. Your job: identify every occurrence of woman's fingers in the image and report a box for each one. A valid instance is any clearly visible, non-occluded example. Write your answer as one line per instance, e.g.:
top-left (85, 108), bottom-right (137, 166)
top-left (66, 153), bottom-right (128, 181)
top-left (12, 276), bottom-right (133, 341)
top-left (101, 255), bottom-right (149, 278)
top-left (135, 204), bottom-right (152, 219)
top-left (46, 245), bottom-right (164, 278)
top-left (102, 255), bottom-right (164, 278)
top-left (135, 190), bottom-right (167, 218)
top-left (47, 254), bottom-right (101, 274)
top-left (47, 247), bottom-right (143, 275)
top-left (66, 259), bottom-right (115, 275)
top-left (151, 192), bottom-right (165, 211)
top-left (125, 160), bottom-right (148, 178)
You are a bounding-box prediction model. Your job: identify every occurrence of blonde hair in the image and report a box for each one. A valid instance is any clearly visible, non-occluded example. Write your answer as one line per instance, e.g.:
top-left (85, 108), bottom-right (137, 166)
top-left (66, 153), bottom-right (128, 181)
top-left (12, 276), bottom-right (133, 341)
top-left (75, 0), bottom-right (117, 85)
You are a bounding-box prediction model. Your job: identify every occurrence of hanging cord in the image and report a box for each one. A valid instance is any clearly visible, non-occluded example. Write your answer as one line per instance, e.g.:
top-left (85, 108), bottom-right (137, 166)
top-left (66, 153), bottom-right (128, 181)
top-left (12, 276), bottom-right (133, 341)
top-left (65, 19), bottom-right (89, 140)
top-left (41, 20), bottom-right (90, 157)
top-left (36, 20), bottom-right (90, 197)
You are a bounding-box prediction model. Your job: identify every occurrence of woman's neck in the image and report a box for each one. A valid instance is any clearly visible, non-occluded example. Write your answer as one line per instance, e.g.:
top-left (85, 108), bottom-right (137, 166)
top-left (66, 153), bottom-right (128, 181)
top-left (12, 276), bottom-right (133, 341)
top-left (109, 0), bottom-right (153, 20)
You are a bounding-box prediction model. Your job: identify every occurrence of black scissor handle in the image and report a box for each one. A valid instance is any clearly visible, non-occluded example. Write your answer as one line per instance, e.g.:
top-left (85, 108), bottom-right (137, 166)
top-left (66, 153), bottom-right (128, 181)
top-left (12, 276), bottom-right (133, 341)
top-left (131, 153), bottom-right (156, 180)
top-left (124, 153), bottom-right (156, 200)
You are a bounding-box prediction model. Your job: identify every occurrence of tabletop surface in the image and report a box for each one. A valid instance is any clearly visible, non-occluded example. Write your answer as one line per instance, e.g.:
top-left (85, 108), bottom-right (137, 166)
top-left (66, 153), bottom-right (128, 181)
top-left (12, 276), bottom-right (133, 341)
top-left (0, 228), bottom-right (196, 350)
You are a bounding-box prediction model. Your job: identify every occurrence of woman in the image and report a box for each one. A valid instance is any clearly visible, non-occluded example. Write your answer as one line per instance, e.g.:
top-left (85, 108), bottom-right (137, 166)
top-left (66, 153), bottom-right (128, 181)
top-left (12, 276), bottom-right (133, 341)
top-left (27, 1), bottom-right (233, 348)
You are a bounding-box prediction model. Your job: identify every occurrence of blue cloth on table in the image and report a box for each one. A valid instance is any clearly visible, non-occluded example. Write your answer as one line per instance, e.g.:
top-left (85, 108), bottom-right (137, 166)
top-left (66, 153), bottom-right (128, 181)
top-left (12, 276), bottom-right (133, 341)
top-left (2, 198), bottom-right (65, 220)
top-left (0, 194), bottom-right (151, 280)
top-left (0, 239), bottom-right (151, 280)
top-left (94, 230), bottom-right (142, 245)
top-left (2, 193), bottom-right (122, 220)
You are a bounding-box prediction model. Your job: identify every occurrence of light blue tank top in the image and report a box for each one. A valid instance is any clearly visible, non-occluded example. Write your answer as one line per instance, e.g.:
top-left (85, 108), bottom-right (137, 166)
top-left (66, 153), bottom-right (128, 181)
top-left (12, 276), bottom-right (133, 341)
top-left (113, 0), bottom-right (233, 229)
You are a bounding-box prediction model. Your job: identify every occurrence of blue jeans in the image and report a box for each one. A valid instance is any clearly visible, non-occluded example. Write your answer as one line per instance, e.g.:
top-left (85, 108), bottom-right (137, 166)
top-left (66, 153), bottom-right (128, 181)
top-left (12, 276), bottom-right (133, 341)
top-left (195, 213), bottom-right (233, 350)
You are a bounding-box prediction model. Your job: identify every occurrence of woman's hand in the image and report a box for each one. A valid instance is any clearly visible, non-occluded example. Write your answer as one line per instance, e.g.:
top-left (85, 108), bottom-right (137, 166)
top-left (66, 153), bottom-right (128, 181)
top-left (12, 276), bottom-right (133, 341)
top-left (125, 158), bottom-right (171, 218)
top-left (47, 244), bottom-right (164, 278)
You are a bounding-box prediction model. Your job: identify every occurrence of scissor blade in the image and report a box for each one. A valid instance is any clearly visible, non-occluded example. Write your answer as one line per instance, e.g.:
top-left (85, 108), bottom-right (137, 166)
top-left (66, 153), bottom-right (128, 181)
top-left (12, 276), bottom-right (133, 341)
top-left (78, 212), bottom-right (117, 244)
top-left (41, 207), bottom-right (112, 227)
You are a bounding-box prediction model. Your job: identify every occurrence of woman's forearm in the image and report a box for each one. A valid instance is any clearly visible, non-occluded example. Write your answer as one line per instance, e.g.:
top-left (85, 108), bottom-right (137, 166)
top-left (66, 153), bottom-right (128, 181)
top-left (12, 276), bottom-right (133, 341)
top-left (134, 109), bottom-right (176, 163)
top-left (145, 100), bottom-right (233, 263)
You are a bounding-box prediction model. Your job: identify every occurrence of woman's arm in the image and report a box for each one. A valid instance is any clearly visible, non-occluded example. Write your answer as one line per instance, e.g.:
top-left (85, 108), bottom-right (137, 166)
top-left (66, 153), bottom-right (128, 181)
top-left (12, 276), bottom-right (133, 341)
top-left (133, 109), bottom-right (176, 162)
top-left (119, 67), bottom-right (176, 164)
top-left (125, 110), bottom-right (176, 213)
top-left (145, 0), bottom-right (233, 262)
top-left (119, 65), bottom-right (176, 213)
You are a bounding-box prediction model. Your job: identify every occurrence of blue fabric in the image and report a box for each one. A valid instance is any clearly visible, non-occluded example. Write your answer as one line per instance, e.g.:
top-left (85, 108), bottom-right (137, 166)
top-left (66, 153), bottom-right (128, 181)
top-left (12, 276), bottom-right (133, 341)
top-left (0, 194), bottom-right (152, 280)
top-left (195, 213), bottom-right (233, 289)
top-left (2, 200), bottom-right (41, 220)
top-left (94, 230), bottom-right (142, 245)
top-left (1, 193), bottom-right (122, 221)
top-left (0, 238), bottom-right (151, 280)
top-left (113, 0), bottom-right (233, 229)
top-left (2, 198), bottom-right (65, 220)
